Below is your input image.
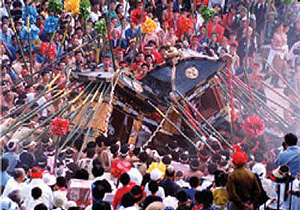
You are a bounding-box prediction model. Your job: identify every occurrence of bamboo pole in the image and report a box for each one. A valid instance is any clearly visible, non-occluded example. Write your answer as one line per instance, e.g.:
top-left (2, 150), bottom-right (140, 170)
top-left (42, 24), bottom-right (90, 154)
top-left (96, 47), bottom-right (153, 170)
top-left (0, 74), bottom-right (62, 120)
top-left (1, 82), bottom-right (86, 137)
top-left (218, 76), bottom-right (273, 160)
top-left (144, 106), bottom-right (173, 148)
top-left (170, 102), bottom-right (216, 153)
top-left (130, 0), bottom-right (147, 69)
top-left (227, 75), bottom-right (289, 127)
top-left (262, 81), bottom-right (300, 108)
top-left (105, 0), bottom-right (117, 71)
top-left (11, 34), bottom-right (100, 89)
top-left (220, 72), bottom-right (278, 123)
top-left (175, 90), bottom-right (233, 149)
top-left (52, 83), bottom-right (99, 172)
top-left (74, 83), bottom-right (110, 163)
top-left (5, 5), bottom-right (28, 71)
top-left (4, 79), bottom-right (74, 131)
top-left (59, 83), bottom-right (103, 147)
top-left (219, 68), bottom-right (286, 123)
top-left (24, 1), bottom-right (34, 83)
top-left (118, 0), bottom-right (129, 49)
top-left (28, 83), bottom-right (97, 144)
top-left (147, 100), bottom-right (199, 152)
top-left (249, 86), bottom-right (300, 118)
top-left (243, 2), bottom-right (251, 89)
top-left (263, 58), bottom-right (300, 102)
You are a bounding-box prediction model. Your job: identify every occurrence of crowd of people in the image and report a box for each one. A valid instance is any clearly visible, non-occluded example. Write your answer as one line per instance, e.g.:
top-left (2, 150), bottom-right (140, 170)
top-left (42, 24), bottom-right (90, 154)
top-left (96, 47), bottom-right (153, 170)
top-left (1, 0), bottom-right (300, 209)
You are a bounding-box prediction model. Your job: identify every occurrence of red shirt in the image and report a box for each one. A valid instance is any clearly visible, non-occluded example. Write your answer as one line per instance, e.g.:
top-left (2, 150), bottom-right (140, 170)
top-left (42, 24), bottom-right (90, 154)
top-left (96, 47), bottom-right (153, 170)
top-left (112, 182), bottom-right (136, 209)
top-left (152, 51), bottom-right (164, 64)
top-left (207, 22), bottom-right (225, 42)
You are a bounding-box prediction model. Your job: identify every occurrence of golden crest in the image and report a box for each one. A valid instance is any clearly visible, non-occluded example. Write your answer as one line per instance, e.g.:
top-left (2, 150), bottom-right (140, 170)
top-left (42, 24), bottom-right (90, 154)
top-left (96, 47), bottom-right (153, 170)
top-left (185, 67), bottom-right (199, 79)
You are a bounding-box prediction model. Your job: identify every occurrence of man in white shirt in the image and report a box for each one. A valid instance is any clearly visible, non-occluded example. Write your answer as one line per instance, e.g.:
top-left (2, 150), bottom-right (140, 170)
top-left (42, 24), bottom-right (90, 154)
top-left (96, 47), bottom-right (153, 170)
top-left (2, 168), bottom-right (27, 198)
top-left (144, 169), bottom-right (165, 199)
top-left (90, 2), bottom-right (102, 23)
top-left (22, 167), bottom-right (54, 209)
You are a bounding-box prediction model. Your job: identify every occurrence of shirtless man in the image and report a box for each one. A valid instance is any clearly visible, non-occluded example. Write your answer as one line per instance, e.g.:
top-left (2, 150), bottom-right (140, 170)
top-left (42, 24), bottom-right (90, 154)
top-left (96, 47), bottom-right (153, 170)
top-left (268, 23), bottom-right (289, 88)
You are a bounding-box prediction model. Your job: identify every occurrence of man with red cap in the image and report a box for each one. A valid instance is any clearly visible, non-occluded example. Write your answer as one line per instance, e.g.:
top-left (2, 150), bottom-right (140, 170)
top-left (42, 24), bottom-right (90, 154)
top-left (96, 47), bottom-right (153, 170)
top-left (22, 167), bottom-right (54, 209)
top-left (227, 145), bottom-right (261, 210)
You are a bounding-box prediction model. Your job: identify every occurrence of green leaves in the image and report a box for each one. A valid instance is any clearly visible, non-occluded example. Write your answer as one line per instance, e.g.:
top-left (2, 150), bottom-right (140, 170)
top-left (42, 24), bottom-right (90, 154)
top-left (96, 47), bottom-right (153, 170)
top-left (95, 19), bottom-right (107, 37)
top-left (200, 6), bottom-right (216, 21)
top-left (48, 0), bottom-right (63, 15)
top-left (79, 0), bottom-right (91, 20)
top-left (281, 0), bottom-right (293, 5)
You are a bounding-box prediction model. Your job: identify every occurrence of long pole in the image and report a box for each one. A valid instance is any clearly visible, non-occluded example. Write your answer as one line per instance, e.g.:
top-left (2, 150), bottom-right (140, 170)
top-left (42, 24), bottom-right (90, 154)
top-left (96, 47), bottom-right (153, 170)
top-left (0, 74), bottom-right (62, 120)
top-left (1, 82), bottom-right (86, 137)
top-left (147, 100), bottom-right (199, 152)
top-left (24, 1), bottom-right (34, 83)
top-left (60, 83), bottom-right (102, 146)
top-left (264, 59), bottom-right (300, 102)
top-left (11, 34), bottom-right (100, 89)
top-left (5, 5), bottom-right (28, 71)
top-left (244, 1), bottom-right (251, 89)
top-left (175, 90), bottom-right (233, 149)
top-left (74, 83), bottom-right (110, 163)
top-left (262, 82), bottom-right (300, 109)
top-left (106, 0), bottom-right (117, 71)
top-left (130, 0), bottom-right (147, 69)
top-left (170, 101), bottom-right (216, 153)
top-left (28, 84), bottom-right (97, 144)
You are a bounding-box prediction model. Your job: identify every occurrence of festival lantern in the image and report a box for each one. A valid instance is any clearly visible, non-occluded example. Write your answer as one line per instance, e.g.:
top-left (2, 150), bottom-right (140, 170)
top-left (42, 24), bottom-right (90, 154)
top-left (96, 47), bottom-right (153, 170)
top-left (241, 115), bottom-right (265, 138)
top-left (141, 17), bottom-right (157, 35)
top-left (51, 117), bottom-right (70, 172)
top-left (64, 0), bottom-right (80, 16)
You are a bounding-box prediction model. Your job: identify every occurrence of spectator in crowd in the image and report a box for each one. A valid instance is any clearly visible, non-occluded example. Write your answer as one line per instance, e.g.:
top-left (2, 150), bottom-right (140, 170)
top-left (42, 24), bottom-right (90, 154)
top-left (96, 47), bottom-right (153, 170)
top-left (26, 187), bottom-right (43, 210)
top-left (2, 139), bottom-right (19, 175)
top-left (227, 146), bottom-right (261, 210)
top-left (275, 133), bottom-right (300, 178)
top-left (143, 180), bottom-right (163, 209)
top-left (0, 158), bottom-right (11, 193)
top-left (113, 173), bottom-right (135, 209)
top-left (159, 166), bottom-right (181, 197)
top-left (2, 168), bottom-right (26, 198)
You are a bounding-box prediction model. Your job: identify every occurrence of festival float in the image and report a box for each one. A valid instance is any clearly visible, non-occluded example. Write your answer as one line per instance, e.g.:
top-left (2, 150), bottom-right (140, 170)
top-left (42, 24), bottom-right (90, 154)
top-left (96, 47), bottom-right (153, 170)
top-left (69, 49), bottom-right (231, 153)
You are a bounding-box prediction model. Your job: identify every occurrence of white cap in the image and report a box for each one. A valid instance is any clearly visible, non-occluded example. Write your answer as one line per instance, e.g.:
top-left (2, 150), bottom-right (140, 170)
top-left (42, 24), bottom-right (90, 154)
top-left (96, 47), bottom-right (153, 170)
top-left (64, 201), bottom-right (77, 209)
top-left (42, 173), bottom-right (56, 186)
top-left (150, 168), bottom-right (163, 181)
top-left (6, 139), bottom-right (18, 151)
top-left (127, 167), bottom-right (143, 186)
top-left (53, 191), bottom-right (67, 208)
top-left (252, 163), bottom-right (266, 178)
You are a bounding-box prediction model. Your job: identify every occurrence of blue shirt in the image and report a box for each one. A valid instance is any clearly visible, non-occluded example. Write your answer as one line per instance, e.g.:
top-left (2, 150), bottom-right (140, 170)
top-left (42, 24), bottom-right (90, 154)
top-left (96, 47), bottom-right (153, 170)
top-left (0, 32), bottom-right (12, 45)
top-left (275, 146), bottom-right (300, 177)
top-left (3, 152), bottom-right (18, 175)
top-left (0, 171), bottom-right (11, 189)
top-left (125, 28), bottom-right (138, 46)
top-left (159, 179), bottom-right (181, 197)
top-left (186, 188), bottom-right (197, 207)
